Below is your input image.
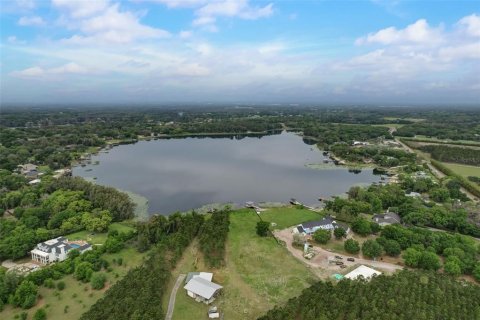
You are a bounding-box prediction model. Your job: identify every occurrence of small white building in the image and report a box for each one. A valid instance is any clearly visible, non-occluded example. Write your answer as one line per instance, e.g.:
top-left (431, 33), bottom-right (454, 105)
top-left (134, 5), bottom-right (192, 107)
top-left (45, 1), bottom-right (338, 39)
top-left (31, 237), bottom-right (91, 264)
top-left (345, 265), bottom-right (381, 280)
top-left (184, 276), bottom-right (223, 304)
top-left (296, 216), bottom-right (350, 235)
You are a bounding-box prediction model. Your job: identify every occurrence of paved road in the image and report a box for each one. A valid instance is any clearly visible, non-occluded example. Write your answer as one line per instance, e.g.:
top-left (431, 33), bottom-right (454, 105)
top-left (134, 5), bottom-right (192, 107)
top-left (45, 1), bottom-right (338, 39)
top-left (274, 229), bottom-right (403, 273)
top-left (165, 273), bottom-right (186, 320)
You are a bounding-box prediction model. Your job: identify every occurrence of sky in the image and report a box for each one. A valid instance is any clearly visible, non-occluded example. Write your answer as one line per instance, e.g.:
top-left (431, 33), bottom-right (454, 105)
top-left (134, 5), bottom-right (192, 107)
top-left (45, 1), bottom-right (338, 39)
top-left (0, 0), bottom-right (479, 105)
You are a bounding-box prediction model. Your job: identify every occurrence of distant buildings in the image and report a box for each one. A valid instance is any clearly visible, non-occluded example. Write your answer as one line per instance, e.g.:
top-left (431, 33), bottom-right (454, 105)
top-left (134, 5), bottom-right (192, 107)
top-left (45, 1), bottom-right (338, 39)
top-left (295, 216), bottom-right (350, 235)
top-left (184, 272), bottom-right (223, 304)
top-left (31, 237), bottom-right (91, 265)
top-left (17, 163), bottom-right (39, 180)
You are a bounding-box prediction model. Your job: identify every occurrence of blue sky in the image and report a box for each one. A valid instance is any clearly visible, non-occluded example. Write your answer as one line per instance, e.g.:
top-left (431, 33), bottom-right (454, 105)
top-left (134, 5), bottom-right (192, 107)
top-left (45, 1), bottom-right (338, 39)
top-left (1, 0), bottom-right (479, 105)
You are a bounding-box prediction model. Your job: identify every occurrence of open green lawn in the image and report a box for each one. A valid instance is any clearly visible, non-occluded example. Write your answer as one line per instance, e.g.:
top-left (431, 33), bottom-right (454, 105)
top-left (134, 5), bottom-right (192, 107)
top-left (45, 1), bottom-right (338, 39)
top-left (259, 207), bottom-right (323, 230)
top-left (443, 163), bottom-right (480, 178)
top-left (1, 247), bottom-right (148, 320)
top-left (165, 207), bottom-right (319, 320)
top-left (67, 222), bottom-right (135, 245)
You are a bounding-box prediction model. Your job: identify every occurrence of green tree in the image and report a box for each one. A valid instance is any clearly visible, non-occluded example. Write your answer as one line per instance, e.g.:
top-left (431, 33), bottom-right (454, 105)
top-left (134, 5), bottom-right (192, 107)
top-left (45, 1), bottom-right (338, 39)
top-left (352, 218), bottom-right (372, 236)
top-left (383, 239), bottom-right (401, 257)
top-left (362, 240), bottom-right (383, 259)
top-left (74, 262), bottom-right (93, 282)
top-left (256, 221), bottom-right (270, 237)
top-left (11, 280), bottom-right (38, 309)
top-left (418, 251), bottom-right (441, 271)
top-left (473, 264), bottom-right (480, 282)
top-left (344, 239), bottom-right (360, 254)
top-left (91, 273), bottom-right (107, 290)
top-left (333, 227), bottom-right (346, 239)
top-left (313, 229), bottom-right (331, 244)
top-left (444, 259), bottom-right (462, 276)
top-left (403, 248), bottom-right (422, 267)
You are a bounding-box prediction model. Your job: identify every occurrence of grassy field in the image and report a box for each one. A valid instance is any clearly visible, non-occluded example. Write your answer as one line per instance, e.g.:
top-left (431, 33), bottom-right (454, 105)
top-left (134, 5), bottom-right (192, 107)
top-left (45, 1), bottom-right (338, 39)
top-left (443, 163), bottom-right (480, 178)
top-left (164, 207), bottom-right (319, 320)
top-left (1, 247), bottom-right (148, 320)
top-left (67, 222), bottom-right (135, 245)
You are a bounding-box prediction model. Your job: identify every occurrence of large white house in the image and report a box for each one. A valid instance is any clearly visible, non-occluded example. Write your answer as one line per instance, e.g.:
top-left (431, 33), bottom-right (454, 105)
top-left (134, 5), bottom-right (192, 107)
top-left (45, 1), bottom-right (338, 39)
top-left (31, 237), bottom-right (92, 264)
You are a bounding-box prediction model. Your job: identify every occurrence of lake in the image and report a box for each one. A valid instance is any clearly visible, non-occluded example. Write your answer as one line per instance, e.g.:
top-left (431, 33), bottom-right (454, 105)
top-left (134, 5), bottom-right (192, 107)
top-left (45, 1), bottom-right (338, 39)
top-left (73, 132), bottom-right (380, 215)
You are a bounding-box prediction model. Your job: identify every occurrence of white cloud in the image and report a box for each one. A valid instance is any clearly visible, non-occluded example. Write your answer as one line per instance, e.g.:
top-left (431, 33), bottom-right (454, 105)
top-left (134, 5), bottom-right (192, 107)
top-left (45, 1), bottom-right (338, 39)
top-left (179, 30), bottom-right (193, 38)
top-left (11, 62), bottom-right (88, 79)
top-left (458, 14), bottom-right (480, 37)
top-left (174, 63), bottom-right (210, 76)
top-left (16, 0), bottom-right (36, 10)
top-left (355, 19), bottom-right (443, 45)
top-left (18, 16), bottom-right (45, 26)
top-left (193, 0), bottom-right (273, 27)
top-left (57, 3), bottom-right (170, 44)
top-left (52, 0), bottom-right (110, 18)
top-left (7, 36), bottom-right (26, 44)
top-left (145, 0), bottom-right (207, 8)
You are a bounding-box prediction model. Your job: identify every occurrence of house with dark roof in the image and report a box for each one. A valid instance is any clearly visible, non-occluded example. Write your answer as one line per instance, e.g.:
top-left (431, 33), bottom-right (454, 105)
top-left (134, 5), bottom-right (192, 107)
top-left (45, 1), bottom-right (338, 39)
top-left (296, 216), bottom-right (350, 235)
top-left (372, 212), bottom-right (401, 226)
top-left (31, 237), bottom-right (91, 264)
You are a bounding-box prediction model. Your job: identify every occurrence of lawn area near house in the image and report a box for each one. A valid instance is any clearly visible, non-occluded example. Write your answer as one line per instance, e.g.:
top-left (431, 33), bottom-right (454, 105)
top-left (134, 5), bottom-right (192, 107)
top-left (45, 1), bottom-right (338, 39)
top-left (259, 206), bottom-right (323, 230)
top-left (165, 207), bottom-right (318, 320)
top-left (1, 246), bottom-right (148, 320)
top-left (67, 222), bottom-right (135, 245)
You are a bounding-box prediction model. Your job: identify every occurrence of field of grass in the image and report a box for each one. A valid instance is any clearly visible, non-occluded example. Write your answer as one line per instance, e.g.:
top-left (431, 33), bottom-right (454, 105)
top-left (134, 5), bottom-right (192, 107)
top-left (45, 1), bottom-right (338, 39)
top-left (164, 207), bottom-right (319, 320)
top-left (443, 163), bottom-right (480, 178)
top-left (1, 247), bottom-right (147, 320)
top-left (67, 222), bottom-right (135, 245)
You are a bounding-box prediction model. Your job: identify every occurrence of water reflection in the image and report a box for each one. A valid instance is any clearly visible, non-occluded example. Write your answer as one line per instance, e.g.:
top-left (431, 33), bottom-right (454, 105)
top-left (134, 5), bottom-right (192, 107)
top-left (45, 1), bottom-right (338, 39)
top-left (74, 132), bottom-right (379, 215)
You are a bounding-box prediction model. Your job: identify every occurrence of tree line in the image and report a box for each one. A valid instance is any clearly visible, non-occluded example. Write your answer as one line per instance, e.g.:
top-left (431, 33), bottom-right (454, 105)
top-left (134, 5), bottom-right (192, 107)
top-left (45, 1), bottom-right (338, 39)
top-left (418, 145), bottom-right (480, 166)
top-left (258, 271), bottom-right (480, 320)
top-left (199, 208), bottom-right (230, 268)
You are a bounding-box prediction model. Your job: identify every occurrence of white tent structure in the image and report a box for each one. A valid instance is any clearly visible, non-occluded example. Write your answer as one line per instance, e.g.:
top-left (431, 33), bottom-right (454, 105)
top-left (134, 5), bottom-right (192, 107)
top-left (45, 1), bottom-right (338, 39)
top-left (344, 265), bottom-right (381, 280)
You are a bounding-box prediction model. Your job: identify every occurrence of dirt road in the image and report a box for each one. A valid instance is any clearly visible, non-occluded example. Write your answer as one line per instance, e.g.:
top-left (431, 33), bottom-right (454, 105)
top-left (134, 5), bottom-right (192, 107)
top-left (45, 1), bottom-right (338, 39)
top-left (165, 273), bottom-right (186, 320)
top-left (274, 229), bottom-right (403, 275)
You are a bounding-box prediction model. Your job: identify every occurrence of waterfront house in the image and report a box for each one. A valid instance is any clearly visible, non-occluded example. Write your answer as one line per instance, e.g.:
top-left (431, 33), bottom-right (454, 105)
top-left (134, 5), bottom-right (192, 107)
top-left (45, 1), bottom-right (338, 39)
top-left (31, 237), bottom-right (91, 265)
top-left (296, 216), bottom-right (350, 235)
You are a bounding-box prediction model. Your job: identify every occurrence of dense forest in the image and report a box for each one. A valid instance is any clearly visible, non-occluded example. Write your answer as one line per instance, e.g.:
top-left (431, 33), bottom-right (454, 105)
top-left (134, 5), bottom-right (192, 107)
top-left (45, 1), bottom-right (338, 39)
top-left (258, 271), bottom-right (480, 320)
top-left (80, 212), bottom-right (204, 320)
top-left (0, 177), bottom-right (134, 260)
top-left (418, 145), bottom-right (480, 166)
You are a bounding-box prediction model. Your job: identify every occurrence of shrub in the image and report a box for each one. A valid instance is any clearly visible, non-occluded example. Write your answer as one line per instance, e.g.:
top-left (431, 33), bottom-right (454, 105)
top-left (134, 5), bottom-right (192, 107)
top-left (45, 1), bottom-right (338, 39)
top-left (56, 281), bottom-right (65, 291)
top-left (256, 221), bottom-right (270, 237)
top-left (313, 229), bottom-right (331, 244)
top-left (91, 273), bottom-right (107, 290)
top-left (33, 308), bottom-right (47, 320)
top-left (333, 227), bottom-right (346, 239)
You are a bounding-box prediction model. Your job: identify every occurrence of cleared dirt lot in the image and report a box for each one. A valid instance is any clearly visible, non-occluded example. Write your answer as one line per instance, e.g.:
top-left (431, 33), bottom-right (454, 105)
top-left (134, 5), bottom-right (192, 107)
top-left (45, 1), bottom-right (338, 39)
top-left (274, 228), bottom-right (403, 277)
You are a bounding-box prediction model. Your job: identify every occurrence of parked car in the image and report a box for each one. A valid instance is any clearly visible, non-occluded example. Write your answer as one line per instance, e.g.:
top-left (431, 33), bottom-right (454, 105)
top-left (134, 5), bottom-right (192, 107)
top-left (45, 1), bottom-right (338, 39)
top-left (335, 255), bottom-right (343, 259)
top-left (347, 258), bottom-right (355, 262)
top-left (340, 265), bottom-right (347, 269)
top-left (335, 261), bottom-right (344, 265)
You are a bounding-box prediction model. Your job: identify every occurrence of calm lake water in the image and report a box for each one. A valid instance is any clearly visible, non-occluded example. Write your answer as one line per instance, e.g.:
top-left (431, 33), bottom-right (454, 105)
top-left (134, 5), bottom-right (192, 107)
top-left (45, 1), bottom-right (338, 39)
top-left (74, 132), bottom-right (380, 215)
